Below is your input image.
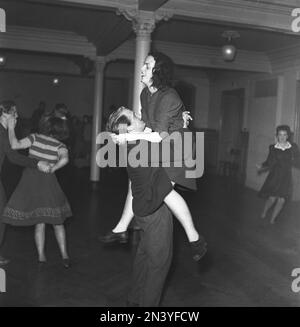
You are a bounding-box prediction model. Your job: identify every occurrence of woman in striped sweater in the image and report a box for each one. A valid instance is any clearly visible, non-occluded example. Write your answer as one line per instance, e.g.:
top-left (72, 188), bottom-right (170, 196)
top-left (2, 114), bottom-right (72, 268)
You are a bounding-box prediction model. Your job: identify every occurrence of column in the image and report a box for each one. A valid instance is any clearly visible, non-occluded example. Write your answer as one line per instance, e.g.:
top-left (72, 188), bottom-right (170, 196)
top-left (90, 56), bottom-right (106, 184)
top-left (128, 75), bottom-right (134, 108)
top-left (132, 19), bottom-right (153, 116)
top-left (275, 75), bottom-right (284, 126)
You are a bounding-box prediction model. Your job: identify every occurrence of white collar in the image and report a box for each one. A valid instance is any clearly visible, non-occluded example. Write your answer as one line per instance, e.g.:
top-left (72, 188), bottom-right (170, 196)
top-left (274, 142), bottom-right (292, 150)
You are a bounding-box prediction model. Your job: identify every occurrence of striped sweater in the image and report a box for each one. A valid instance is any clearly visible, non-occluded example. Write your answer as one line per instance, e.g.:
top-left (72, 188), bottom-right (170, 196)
top-left (28, 134), bottom-right (66, 164)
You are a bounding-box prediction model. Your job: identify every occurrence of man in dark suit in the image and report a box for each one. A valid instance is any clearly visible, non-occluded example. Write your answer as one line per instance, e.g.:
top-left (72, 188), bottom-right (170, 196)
top-left (0, 100), bottom-right (50, 265)
top-left (127, 204), bottom-right (173, 307)
top-left (105, 107), bottom-right (175, 307)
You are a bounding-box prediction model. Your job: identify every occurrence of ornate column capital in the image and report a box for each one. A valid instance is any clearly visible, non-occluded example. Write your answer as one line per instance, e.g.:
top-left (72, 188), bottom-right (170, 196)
top-left (117, 8), bottom-right (173, 37)
top-left (94, 55), bottom-right (106, 64)
top-left (94, 55), bottom-right (106, 72)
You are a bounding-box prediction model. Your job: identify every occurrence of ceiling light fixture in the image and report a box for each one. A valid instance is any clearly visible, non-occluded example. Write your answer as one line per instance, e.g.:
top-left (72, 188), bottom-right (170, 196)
top-left (0, 54), bottom-right (6, 66)
top-left (221, 30), bottom-right (240, 62)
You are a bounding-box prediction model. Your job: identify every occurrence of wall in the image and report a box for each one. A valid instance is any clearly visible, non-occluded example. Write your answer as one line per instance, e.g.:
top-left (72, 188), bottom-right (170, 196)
top-left (0, 71), bottom-right (94, 118)
top-left (207, 66), bottom-right (300, 197)
top-left (246, 95), bottom-right (277, 190)
top-left (175, 67), bottom-right (210, 129)
top-left (0, 71), bottom-right (132, 120)
top-left (207, 71), bottom-right (277, 188)
top-left (0, 57), bottom-right (210, 128)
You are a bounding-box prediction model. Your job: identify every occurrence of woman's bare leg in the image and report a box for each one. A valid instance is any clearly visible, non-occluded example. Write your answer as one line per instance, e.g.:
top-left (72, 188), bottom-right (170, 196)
top-left (35, 223), bottom-right (46, 262)
top-left (53, 224), bottom-right (69, 259)
top-left (261, 196), bottom-right (276, 218)
top-left (112, 181), bottom-right (201, 242)
top-left (270, 197), bottom-right (285, 224)
top-left (112, 180), bottom-right (134, 233)
top-left (164, 189), bottom-right (199, 242)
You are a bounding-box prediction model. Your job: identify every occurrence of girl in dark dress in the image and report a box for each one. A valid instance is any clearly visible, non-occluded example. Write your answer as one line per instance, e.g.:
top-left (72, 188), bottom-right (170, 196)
top-left (257, 125), bottom-right (300, 224)
top-left (2, 114), bottom-right (72, 267)
top-left (101, 52), bottom-right (207, 260)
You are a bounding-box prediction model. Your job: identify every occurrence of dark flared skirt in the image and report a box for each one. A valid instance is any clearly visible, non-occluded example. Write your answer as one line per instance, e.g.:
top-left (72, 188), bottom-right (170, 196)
top-left (159, 128), bottom-right (198, 191)
top-left (259, 166), bottom-right (292, 199)
top-left (0, 181), bottom-right (7, 215)
top-left (130, 166), bottom-right (173, 217)
top-left (2, 168), bottom-right (72, 226)
top-left (164, 166), bottom-right (197, 191)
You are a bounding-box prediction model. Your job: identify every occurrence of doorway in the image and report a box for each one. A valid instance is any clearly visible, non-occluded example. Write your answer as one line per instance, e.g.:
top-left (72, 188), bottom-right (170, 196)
top-left (218, 88), bottom-right (248, 184)
top-left (294, 80), bottom-right (300, 145)
top-left (174, 80), bottom-right (196, 115)
top-left (292, 80), bottom-right (300, 201)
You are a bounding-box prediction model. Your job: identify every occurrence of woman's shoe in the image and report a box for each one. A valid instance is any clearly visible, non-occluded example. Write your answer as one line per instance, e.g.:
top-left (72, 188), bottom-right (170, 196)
top-left (190, 236), bottom-right (208, 262)
top-left (38, 259), bottom-right (47, 267)
top-left (62, 258), bottom-right (71, 269)
top-left (0, 255), bottom-right (9, 266)
top-left (99, 230), bottom-right (128, 244)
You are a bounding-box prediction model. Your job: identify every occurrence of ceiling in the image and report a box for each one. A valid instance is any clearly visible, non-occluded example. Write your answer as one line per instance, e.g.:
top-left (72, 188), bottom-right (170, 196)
top-left (241, 0), bottom-right (299, 6)
top-left (0, 0), bottom-right (134, 55)
top-left (153, 19), bottom-right (300, 52)
top-left (1, 0), bottom-right (300, 56)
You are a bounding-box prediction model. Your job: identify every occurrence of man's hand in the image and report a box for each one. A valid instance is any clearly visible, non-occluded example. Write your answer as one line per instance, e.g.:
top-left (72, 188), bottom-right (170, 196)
top-left (182, 111), bottom-right (193, 128)
top-left (256, 164), bottom-right (268, 174)
top-left (7, 116), bottom-right (17, 130)
top-left (49, 164), bottom-right (56, 173)
top-left (37, 161), bottom-right (51, 173)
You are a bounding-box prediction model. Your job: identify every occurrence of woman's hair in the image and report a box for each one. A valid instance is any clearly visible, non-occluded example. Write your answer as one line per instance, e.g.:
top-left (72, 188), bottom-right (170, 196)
top-left (148, 51), bottom-right (174, 89)
top-left (38, 115), bottom-right (70, 141)
top-left (276, 125), bottom-right (291, 140)
top-left (106, 107), bottom-right (131, 134)
top-left (0, 100), bottom-right (16, 116)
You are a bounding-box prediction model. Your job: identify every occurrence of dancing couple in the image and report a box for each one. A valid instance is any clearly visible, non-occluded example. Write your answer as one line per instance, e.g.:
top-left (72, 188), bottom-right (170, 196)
top-left (0, 101), bottom-right (72, 267)
top-left (101, 52), bottom-right (207, 306)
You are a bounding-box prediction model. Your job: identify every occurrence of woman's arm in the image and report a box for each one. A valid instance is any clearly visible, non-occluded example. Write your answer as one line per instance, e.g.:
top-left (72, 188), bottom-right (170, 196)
top-left (8, 118), bottom-right (32, 150)
top-left (256, 145), bottom-right (276, 173)
top-left (3, 134), bottom-right (38, 168)
top-left (126, 131), bottom-right (162, 143)
top-left (50, 147), bottom-right (69, 173)
top-left (292, 143), bottom-right (300, 168)
top-left (111, 131), bottom-right (162, 144)
top-left (154, 91), bottom-right (183, 134)
top-left (262, 145), bottom-right (276, 168)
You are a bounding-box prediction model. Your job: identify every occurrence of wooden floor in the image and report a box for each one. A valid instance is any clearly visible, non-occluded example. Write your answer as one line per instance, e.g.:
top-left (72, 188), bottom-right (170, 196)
top-left (1, 166), bottom-right (300, 307)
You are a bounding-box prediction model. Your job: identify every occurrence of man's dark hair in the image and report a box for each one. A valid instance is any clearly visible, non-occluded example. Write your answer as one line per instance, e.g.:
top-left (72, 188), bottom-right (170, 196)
top-left (54, 103), bottom-right (70, 120)
top-left (276, 125), bottom-right (291, 140)
top-left (148, 51), bottom-right (174, 89)
top-left (0, 100), bottom-right (16, 116)
top-left (38, 115), bottom-right (70, 141)
top-left (38, 101), bottom-right (46, 109)
top-left (106, 107), bottom-right (131, 134)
